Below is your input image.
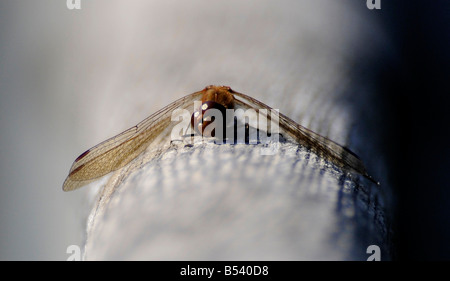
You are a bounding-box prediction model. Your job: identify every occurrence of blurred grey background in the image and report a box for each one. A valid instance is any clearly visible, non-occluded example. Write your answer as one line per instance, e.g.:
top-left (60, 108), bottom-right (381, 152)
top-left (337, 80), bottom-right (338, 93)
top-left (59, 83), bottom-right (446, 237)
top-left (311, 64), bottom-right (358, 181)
top-left (0, 1), bottom-right (448, 260)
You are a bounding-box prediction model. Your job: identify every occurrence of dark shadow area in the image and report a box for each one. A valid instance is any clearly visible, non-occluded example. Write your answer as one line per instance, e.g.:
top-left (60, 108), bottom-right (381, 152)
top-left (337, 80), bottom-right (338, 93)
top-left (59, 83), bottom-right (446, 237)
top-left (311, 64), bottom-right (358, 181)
top-left (355, 1), bottom-right (450, 260)
top-left (389, 1), bottom-right (450, 260)
top-left (334, 1), bottom-right (450, 260)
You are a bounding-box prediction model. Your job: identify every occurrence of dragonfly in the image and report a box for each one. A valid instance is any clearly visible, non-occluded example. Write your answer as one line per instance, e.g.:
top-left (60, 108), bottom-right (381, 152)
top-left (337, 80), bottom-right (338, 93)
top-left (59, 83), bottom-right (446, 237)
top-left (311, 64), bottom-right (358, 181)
top-left (62, 85), bottom-right (378, 191)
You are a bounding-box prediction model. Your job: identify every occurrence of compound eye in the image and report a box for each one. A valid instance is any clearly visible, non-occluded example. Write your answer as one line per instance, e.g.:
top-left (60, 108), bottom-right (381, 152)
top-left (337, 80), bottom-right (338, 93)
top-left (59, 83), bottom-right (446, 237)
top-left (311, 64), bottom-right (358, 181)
top-left (190, 101), bottom-right (227, 137)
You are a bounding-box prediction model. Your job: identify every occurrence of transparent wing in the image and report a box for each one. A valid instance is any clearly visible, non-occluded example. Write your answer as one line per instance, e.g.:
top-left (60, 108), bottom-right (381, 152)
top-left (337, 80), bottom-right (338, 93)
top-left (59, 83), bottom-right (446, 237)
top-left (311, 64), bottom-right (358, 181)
top-left (232, 90), bottom-right (378, 184)
top-left (62, 91), bottom-right (204, 191)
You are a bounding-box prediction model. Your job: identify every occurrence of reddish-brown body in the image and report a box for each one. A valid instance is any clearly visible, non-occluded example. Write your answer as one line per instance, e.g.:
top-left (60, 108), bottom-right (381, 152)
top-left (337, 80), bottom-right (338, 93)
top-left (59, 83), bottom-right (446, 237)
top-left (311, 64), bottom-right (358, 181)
top-left (191, 86), bottom-right (235, 137)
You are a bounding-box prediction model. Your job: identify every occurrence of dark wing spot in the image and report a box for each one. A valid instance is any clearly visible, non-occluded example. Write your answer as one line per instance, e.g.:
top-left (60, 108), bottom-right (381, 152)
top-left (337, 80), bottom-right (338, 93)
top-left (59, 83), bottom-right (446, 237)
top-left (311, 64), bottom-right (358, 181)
top-left (75, 149), bottom-right (90, 162)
